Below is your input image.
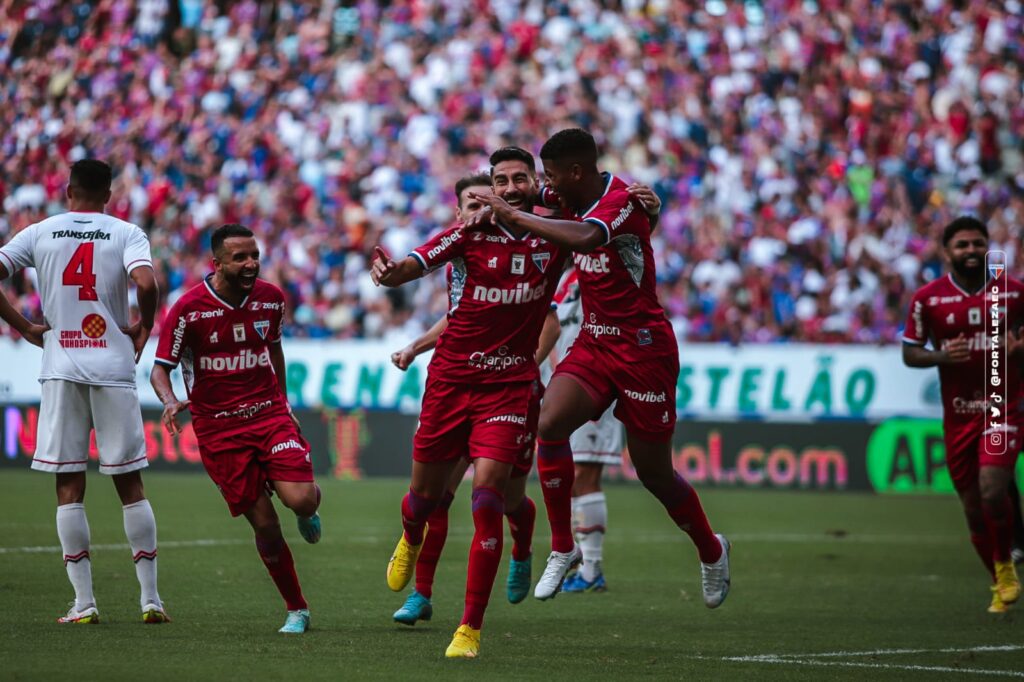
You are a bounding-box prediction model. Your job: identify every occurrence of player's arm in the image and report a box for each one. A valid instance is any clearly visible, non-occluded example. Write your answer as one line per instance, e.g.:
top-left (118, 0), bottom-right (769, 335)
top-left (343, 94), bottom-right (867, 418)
top-left (268, 341), bottom-right (303, 431)
top-left (902, 335), bottom-right (970, 367)
top-left (0, 226), bottom-right (47, 347)
top-left (124, 265), bottom-right (158, 363)
top-left (470, 193), bottom-right (605, 253)
top-left (392, 316), bottom-right (447, 371)
top-left (150, 363), bottom-right (190, 436)
top-left (535, 308), bottom-right (560, 365)
top-left (0, 280), bottom-right (47, 348)
top-left (371, 246), bottom-right (426, 288)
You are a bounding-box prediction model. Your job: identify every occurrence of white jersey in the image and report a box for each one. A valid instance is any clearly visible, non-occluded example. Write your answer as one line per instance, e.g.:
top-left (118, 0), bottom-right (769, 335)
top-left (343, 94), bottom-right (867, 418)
top-left (541, 269), bottom-right (583, 384)
top-left (0, 212), bottom-right (152, 386)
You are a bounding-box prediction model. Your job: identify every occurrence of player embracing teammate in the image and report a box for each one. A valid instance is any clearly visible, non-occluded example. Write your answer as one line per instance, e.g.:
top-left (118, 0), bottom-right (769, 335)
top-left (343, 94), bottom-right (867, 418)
top-left (902, 216), bottom-right (1024, 612)
top-left (469, 128), bottom-right (731, 607)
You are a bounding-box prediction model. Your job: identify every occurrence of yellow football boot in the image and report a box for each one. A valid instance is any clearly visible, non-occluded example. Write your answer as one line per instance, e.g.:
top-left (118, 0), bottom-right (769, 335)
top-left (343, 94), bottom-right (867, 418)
top-left (386, 527), bottom-right (427, 592)
top-left (445, 624), bottom-right (481, 659)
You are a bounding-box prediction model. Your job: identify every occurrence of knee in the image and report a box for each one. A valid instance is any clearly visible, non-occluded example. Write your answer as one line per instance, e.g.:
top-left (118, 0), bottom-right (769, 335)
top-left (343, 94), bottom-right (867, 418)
top-left (251, 516), bottom-right (282, 539)
top-left (287, 488), bottom-right (319, 518)
top-left (538, 410), bottom-right (570, 442)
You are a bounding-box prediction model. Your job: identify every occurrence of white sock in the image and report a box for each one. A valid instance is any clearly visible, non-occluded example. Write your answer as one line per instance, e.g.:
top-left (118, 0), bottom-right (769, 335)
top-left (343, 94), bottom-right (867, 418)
top-left (123, 499), bottom-right (161, 609)
top-left (56, 503), bottom-right (95, 610)
top-left (573, 492), bottom-right (607, 582)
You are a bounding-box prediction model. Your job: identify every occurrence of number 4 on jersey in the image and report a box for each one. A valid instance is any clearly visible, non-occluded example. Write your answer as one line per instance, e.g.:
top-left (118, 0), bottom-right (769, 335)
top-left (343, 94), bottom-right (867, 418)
top-left (63, 242), bottom-right (98, 301)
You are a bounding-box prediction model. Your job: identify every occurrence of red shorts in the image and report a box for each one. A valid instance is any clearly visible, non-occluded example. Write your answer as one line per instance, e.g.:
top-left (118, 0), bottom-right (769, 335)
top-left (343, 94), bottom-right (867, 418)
top-left (414, 377), bottom-right (541, 477)
top-left (193, 411), bottom-right (314, 516)
top-left (553, 340), bottom-right (678, 441)
top-left (944, 411), bottom-right (1023, 493)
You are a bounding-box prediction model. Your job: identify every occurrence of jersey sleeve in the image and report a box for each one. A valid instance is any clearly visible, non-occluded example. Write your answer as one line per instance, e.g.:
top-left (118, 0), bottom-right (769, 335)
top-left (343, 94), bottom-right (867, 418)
top-left (0, 224), bottom-right (37, 277)
top-left (410, 225), bottom-right (466, 272)
top-left (154, 298), bottom-right (189, 368)
top-left (582, 190), bottom-right (648, 245)
top-left (902, 289), bottom-right (929, 346)
top-left (123, 225), bottom-right (153, 274)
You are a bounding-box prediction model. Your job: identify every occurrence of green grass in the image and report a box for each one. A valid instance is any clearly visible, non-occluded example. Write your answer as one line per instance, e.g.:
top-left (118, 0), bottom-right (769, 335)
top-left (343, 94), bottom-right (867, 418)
top-left (1, 470), bottom-right (1022, 680)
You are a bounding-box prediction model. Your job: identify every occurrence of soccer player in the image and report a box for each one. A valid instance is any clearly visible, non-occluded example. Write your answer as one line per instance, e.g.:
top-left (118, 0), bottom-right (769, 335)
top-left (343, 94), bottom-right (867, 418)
top-left (390, 172), bottom-right (544, 626)
top-left (902, 216), bottom-right (1024, 612)
top-left (468, 128), bottom-right (731, 607)
top-left (545, 268), bottom-right (624, 594)
top-left (149, 223), bottom-right (322, 633)
top-left (0, 159), bottom-right (168, 624)
top-left (371, 146), bottom-right (567, 658)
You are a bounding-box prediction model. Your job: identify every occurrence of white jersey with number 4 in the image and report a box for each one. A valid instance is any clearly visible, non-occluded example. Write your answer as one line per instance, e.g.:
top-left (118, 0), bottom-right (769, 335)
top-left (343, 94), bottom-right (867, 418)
top-left (0, 211), bottom-right (152, 386)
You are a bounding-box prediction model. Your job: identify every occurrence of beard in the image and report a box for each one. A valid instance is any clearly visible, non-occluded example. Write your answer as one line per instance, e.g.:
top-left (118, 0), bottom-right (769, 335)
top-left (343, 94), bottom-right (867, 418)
top-left (950, 257), bottom-right (983, 280)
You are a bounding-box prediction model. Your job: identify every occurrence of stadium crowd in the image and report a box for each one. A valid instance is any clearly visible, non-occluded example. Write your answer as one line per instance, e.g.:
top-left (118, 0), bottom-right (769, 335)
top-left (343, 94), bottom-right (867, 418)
top-left (1, 0), bottom-right (1022, 345)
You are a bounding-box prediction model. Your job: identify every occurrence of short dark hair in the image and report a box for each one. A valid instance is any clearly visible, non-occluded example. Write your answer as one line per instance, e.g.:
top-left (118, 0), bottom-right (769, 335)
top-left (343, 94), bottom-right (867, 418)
top-left (942, 216), bottom-right (988, 245)
top-left (211, 223), bottom-right (255, 256)
top-left (454, 172), bottom-right (492, 207)
top-left (69, 159), bottom-right (112, 199)
top-left (489, 146), bottom-right (536, 175)
top-left (539, 128), bottom-right (598, 165)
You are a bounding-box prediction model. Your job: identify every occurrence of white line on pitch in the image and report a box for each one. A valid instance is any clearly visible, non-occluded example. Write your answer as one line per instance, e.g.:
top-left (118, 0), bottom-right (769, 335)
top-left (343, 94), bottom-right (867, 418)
top-left (732, 658), bottom-right (1024, 678)
top-left (731, 644), bottom-right (1024, 660)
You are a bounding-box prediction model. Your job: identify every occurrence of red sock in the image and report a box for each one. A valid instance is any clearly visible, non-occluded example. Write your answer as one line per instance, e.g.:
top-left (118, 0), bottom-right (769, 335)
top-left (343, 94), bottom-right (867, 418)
top-left (537, 439), bottom-right (575, 553)
top-left (415, 490), bottom-right (454, 599)
top-left (401, 489), bottom-right (436, 546)
top-left (255, 536), bottom-right (307, 611)
top-left (970, 531), bottom-right (996, 579)
top-left (462, 486), bottom-right (504, 630)
top-left (985, 497), bottom-right (1014, 563)
top-left (647, 472), bottom-right (722, 564)
top-left (505, 495), bottom-right (536, 561)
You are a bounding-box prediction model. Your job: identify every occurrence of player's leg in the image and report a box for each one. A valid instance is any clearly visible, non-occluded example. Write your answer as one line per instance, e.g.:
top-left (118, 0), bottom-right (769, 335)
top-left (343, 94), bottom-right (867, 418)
top-left (394, 457), bottom-right (467, 625)
top-left (536, 374), bottom-right (600, 555)
top-left (626, 431), bottom-right (729, 608)
top-left (35, 381), bottom-right (98, 623)
top-left (980, 465), bottom-right (1021, 605)
top-left (258, 417), bottom-right (322, 544)
top-left (112, 471), bottom-right (167, 623)
top-left (565, 461), bottom-right (607, 592)
top-left (388, 457), bottom-right (459, 591)
top-left (242, 493), bottom-right (311, 633)
top-left (94, 385), bottom-right (167, 622)
top-left (273, 480), bottom-right (322, 544)
top-left (447, 456), bottom-right (513, 659)
top-left (503, 471), bottom-right (535, 604)
top-left (1009, 479), bottom-right (1024, 565)
top-left (54, 471), bottom-right (98, 623)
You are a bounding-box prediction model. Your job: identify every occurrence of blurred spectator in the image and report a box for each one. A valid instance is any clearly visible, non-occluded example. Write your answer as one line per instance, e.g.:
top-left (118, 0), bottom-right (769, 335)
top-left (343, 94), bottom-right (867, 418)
top-left (1, 0), bottom-right (1023, 347)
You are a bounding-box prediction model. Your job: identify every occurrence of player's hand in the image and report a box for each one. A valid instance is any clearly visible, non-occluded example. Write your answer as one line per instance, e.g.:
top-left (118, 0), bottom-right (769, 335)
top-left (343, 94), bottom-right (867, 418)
top-left (461, 206), bottom-right (494, 232)
top-left (942, 334), bottom-right (971, 364)
top-left (161, 399), bottom-right (191, 436)
top-left (371, 246), bottom-right (397, 286)
top-left (391, 345), bottom-right (416, 371)
top-left (468, 192), bottom-right (518, 227)
top-left (627, 183), bottom-right (662, 215)
top-left (21, 322), bottom-right (49, 349)
top-left (122, 322), bottom-right (151, 363)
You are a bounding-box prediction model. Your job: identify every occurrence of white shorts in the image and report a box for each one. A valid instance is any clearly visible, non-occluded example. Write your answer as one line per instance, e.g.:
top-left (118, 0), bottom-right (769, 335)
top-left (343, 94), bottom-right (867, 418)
top-left (571, 404), bottom-right (624, 465)
top-left (32, 380), bottom-right (148, 475)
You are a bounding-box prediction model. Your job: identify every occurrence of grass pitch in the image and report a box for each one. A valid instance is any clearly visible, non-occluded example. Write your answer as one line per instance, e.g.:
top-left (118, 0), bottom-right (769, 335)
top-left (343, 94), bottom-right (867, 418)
top-left (1, 470), bottom-right (1022, 680)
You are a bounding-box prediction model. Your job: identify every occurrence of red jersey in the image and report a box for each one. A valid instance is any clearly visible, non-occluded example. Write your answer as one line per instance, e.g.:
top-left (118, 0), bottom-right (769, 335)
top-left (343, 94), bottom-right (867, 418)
top-left (154, 277), bottom-right (288, 421)
top-left (545, 173), bottom-right (675, 359)
top-left (903, 273), bottom-right (1024, 424)
top-left (410, 222), bottom-right (567, 384)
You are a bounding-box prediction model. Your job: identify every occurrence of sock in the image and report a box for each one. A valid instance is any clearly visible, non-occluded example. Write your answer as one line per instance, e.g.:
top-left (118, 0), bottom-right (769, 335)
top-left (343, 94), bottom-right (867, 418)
top-left (401, 489), bottom-right (437, 546)
top-left (123, 499), bottom-right (161, 608)
top-left (1009, 481), bottom-right (1024, 549)
top-left (505, 495), bottom-right (536, 561)
top-left (985, 497), bottom-right (1014, 563)
top-left (646, 472), bottom-right (722, 564)
top-left (415, 490), bottom-right (454, 599)
top-left (573, 492), bottom-right (607, 582)
top-left (537, 439), bottom-right (576, 553)
top-left (462, 486), bottom-right (504, 630)
top-left (255, 535), bottom-right (307, 611)
top-left (56, 503), bottom-right (95, 610)
top-left (970, 531), bottom-right (996, 579)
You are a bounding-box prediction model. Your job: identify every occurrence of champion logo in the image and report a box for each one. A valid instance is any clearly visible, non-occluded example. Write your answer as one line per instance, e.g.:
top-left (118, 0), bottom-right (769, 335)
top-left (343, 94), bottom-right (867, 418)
top-left (544, 478), bottom-right (561, 489)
